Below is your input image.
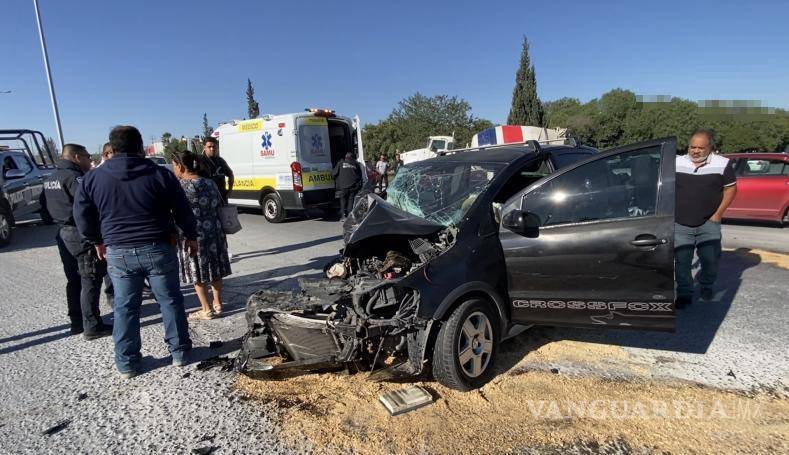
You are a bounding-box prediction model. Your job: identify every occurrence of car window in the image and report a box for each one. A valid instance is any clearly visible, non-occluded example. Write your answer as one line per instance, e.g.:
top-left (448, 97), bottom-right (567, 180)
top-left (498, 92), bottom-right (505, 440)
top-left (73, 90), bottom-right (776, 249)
top-left (550, 151), bottom-right (595, 169)
top-left (298, 124), bottom-right (331, 164)
top-left (3, 156), bottom-right (18, 173)
top-left (387, 161), bottom-right (505, 226)
top-left (494, 159), bottom-right (549, 203)
top-left (521, 146), bottom-right (662, 226)
top-left (12, 155), bottom-right (33, 174)
top-left (740, 159), bottom-right (785, 176)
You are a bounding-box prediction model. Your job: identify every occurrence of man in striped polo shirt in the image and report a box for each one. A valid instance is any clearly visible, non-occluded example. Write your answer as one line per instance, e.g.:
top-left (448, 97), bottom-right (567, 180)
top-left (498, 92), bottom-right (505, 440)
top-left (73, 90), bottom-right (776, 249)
top-left (675, 129), bottom-right (737, 308)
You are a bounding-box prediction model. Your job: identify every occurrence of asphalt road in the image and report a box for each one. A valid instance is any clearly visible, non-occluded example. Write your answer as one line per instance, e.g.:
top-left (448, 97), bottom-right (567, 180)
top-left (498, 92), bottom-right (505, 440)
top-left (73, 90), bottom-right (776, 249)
top-left (0, 211), bottom-right (786, 453)
top-left (722, 220), bottom-right (788, 253)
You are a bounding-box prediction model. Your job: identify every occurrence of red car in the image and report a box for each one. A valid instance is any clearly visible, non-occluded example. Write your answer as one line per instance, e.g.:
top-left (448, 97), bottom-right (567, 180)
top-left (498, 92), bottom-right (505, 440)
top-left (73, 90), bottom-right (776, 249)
top-left (723, 152), bottom-right (789, 224)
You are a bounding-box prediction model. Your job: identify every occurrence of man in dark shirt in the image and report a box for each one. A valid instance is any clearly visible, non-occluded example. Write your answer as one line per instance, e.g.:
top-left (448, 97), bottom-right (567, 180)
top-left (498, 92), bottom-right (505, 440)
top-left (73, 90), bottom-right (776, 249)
top-left (44, 144), bottom-right (112, 338)
top-left (200, 137), bottom-right (234, 203)
top-left (332, 152), bottom-right (362, 221)
top-left (674, 129), bottom-right (737, 308)
top-left (74, 126), bottom-right (198, 378)
top-left (394, 153), bottom-right (404, 174)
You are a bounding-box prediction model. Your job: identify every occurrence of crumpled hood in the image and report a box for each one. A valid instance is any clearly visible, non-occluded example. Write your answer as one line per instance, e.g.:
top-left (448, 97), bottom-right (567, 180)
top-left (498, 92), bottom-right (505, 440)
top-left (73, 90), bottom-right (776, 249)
top-left (100, 154), bottom-right (158, 181)
top-left (342, 193), bottom-right (443, 255)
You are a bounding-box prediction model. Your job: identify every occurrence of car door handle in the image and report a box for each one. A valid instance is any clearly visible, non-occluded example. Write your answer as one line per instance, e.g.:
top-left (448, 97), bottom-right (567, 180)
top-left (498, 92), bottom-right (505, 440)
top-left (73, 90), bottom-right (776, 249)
top-left (630, 237), bottom-right (667, 247)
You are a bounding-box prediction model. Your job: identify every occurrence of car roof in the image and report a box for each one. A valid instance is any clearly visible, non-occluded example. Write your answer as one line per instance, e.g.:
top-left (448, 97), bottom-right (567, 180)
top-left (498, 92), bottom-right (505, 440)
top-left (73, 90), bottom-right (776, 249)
top-left (428, 144), bottom-right (599, 165)
top-left (724, 153), bottom-right (789, 161)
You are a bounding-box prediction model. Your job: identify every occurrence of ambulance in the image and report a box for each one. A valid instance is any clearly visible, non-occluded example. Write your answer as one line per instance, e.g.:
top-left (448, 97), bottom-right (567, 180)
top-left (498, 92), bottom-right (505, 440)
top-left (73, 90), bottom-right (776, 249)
top-left (213, 109), bottom-right (366, 222)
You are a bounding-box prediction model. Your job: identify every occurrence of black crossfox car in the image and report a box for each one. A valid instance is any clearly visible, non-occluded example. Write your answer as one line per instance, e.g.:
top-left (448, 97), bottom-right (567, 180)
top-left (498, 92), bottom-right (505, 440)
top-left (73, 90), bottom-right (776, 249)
top-left (239, 137), bottom-right (677, 390)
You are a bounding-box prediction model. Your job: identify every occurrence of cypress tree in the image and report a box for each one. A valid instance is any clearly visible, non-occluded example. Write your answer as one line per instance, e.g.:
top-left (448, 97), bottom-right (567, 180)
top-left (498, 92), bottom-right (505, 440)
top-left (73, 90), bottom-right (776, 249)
top-left (202, 113), bottom-right (213, 138)
top-left (507, 37), bottom-right (544, 126)
top-left (246, 78), bottom-right (260, 119)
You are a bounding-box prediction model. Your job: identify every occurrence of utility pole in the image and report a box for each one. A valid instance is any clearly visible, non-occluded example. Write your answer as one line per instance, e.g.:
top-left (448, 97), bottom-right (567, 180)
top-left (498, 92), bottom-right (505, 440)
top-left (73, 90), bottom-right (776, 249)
top-left (33, 0), bottom-right (64, 150)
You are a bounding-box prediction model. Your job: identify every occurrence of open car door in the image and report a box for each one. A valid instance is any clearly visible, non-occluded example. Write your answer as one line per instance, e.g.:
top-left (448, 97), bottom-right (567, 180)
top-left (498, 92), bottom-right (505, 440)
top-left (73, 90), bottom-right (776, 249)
top-left (352, 115), bottom-right (368, 184)
top-left (499, 137), bottom-right (677, 331)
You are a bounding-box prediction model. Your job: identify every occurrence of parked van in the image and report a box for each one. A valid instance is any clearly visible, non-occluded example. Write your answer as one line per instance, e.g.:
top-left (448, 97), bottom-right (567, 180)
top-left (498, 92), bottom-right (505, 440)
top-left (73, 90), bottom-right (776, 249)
top-left (213, 109), bottom-right (367, 222)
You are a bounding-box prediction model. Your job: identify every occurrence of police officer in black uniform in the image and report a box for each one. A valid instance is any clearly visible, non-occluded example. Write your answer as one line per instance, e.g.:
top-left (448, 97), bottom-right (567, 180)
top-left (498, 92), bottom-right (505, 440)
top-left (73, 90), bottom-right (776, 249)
top-left (44, 144), bottom-right (112, 339)
top-left (332, 152), bottom-right (363, 221)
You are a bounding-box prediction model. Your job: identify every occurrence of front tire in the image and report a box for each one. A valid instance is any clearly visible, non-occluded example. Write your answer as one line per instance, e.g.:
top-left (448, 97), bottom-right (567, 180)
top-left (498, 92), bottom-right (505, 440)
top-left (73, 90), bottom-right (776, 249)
top-left (432, 299), bottom-right (499, 391)
top-left (261, 193), bottom-right (286, 223)
top-left (0, 207), bottom-right (12, 247)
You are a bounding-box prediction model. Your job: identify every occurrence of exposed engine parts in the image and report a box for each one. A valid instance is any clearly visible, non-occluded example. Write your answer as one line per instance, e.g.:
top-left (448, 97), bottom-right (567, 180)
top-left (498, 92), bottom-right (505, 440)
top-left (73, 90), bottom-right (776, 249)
top-left (237, 227), bottom-right (457, 377)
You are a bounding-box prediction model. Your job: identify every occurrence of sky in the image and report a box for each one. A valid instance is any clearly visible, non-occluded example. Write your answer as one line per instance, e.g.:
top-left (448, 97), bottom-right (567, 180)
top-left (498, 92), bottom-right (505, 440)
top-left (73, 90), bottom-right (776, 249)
top-left (2, 0), bottom-right (788, 153)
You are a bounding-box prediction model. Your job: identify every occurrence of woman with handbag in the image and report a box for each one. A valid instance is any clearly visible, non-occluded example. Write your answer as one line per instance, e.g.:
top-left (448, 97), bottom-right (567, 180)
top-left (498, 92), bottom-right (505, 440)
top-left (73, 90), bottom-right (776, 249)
top-left (171, 150), bottom-right (232, 320)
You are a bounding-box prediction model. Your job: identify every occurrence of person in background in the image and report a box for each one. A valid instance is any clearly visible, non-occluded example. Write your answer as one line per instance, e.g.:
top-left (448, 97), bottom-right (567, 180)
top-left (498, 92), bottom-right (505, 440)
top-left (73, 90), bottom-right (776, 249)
top-left (97, 142), bottom-right (112, 167)
top-left (332, 152), bottom-right (363, 221)
top-left (674, 128), bottom-right (737, 308)
top-left (96, 142), bottom-right (114, 306)
top-left (43, 144), bottom-right (112, 339)
top-left (171, 150), bottom-right (232, 320)
top-left (74, 126), bottom-right (198, 379)
top-left (199, 137), bottom-right (234, 203)
top-left (375, 153), bottom-right (389, 191)
top-left (394, 153), bottom-right (404, 173)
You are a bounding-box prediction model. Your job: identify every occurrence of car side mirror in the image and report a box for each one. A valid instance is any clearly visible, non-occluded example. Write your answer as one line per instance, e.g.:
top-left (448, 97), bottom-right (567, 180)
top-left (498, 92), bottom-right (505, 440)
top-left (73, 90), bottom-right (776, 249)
top-left (502, 210), bottom-right (541, 237)
top-left (3, 169), bottom-right (26, 180)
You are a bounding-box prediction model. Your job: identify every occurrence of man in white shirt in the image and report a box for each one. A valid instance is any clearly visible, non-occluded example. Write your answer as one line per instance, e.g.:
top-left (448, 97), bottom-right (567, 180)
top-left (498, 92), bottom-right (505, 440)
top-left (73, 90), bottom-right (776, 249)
top-left (375, 154), bottom-right (388, 191)
top-left (674, 129), bottom-right (737, 308)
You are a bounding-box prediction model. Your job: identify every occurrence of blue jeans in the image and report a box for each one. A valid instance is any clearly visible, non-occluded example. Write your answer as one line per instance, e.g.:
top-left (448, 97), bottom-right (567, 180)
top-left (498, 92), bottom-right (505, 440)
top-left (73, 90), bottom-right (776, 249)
top-left (674, 221), bottom-right (722, 299)
top-left (106, 242), bottom-right (191, 372)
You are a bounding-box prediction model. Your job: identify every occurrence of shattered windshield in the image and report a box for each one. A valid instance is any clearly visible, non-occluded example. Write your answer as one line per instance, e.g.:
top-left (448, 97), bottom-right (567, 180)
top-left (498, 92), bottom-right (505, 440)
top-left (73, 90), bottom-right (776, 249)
top-left (387, 161), bottom-right (505, 226)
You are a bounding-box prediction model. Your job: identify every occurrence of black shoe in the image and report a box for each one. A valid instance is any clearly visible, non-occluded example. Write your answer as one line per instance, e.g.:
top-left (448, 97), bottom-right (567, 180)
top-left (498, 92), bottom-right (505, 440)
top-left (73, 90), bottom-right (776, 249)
top-left (83, 324), bottom-right (113, 340)
top-left (70, 324), bottom-right (84, 335)
top-left (675, 296), bottom-right (693, 309)
top-left (700, 288), bottom-right (715, 301)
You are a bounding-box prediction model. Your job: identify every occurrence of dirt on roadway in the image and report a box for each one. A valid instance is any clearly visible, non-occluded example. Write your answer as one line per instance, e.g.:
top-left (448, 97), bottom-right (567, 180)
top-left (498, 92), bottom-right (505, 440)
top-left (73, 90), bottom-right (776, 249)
top-left (238, 336), bottom-right (788, 454)
top-left (2, 214), bottom-right (786, 454)
top-left (237, 235), bottom-right (789, 454)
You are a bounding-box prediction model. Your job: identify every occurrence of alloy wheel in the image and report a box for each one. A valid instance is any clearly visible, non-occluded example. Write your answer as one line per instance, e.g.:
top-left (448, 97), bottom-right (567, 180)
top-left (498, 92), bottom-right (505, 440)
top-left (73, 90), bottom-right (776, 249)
top-left (457, 311), bottom-right (494, 378)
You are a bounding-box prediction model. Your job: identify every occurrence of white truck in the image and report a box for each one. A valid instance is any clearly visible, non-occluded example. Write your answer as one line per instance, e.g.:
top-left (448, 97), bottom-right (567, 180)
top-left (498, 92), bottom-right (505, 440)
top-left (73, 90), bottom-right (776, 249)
top-left (213, 109), bottom-right (366, 222)
top-left (399, 135), bottom-right (455, 165)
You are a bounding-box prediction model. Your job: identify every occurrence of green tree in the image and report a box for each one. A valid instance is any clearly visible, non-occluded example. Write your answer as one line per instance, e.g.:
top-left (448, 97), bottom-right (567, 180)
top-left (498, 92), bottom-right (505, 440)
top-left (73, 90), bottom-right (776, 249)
top-left (543, 88), bottom-right (789, 153)
top-left (161, 132), bottom-right (185, 162)
top-left (246, 78), bottom-right (260, 119)
top-left (45, 136), bottom-right (59, 155)
top-left (507, 36), bottom-right (544, 126)
top-left (593, 89), bottom-right (640, 148)
top-left (362, 93), bottom-right (494, 160)
top-left (202, 113), bottom-right (213, 138)
top-left (623, 97), bottom-right (701, 151)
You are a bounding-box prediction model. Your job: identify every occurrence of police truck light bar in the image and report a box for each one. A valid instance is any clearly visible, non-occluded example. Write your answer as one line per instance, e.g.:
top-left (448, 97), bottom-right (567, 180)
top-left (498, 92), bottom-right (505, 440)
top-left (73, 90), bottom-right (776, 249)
top-left (306, 108), bottom-right (335, 118)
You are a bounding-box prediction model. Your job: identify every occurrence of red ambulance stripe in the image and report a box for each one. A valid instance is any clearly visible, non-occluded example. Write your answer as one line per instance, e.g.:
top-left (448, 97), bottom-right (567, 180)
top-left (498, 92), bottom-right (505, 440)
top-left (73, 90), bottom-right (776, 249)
top-left (501, 125), bottom-right (523, 143)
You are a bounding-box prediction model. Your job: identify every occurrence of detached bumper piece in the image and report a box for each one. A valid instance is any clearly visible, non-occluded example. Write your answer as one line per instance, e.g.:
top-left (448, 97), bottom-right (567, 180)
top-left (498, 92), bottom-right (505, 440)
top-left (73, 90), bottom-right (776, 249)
top-left (238, 310), bottom-right (345, 374)
top-left (237, 285), bottom-right (427, 378)
top-left (379, 386), bottom-right (434, 416)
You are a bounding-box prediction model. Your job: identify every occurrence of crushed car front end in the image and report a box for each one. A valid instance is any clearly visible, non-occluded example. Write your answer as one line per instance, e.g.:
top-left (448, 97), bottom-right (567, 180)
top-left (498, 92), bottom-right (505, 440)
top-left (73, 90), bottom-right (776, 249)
top-left (238, 159), bottom-right (512, 379)
top-left (238, 193), bottom-right (460, 377)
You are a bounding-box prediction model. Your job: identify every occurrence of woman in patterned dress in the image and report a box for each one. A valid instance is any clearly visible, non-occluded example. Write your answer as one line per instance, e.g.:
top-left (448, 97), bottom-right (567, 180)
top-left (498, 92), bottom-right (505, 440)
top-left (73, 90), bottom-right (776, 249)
top-left (171, 150), bottom-right (232, 320)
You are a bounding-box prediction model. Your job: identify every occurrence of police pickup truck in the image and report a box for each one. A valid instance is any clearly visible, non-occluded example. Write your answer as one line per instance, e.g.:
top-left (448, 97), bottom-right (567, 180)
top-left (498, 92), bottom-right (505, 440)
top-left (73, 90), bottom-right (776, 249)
top-left (0, 130), bottom-right (57, 247)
